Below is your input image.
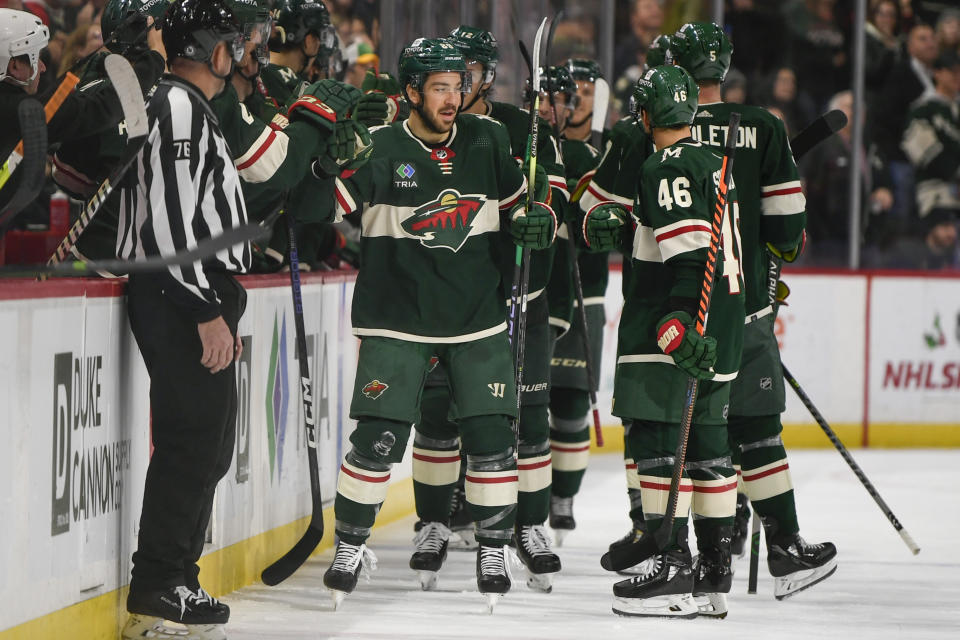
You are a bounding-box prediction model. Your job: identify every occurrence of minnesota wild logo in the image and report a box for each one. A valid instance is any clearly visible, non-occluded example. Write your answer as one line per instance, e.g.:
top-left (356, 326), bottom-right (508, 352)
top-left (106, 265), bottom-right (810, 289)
top-left (402, 189), bottom-right (486, 252)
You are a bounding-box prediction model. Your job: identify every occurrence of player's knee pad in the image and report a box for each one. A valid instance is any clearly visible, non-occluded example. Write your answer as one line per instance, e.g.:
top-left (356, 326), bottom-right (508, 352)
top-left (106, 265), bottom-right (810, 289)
top-left (549, 387), bottom-right (589, 421)
top-left (518, 403), bottom-right (550, 442)
top-left (686, 455), bottom-right (737, 520)
top-left (458, 413), bottom-right (514, 454)
top-left (727, 413), bottom-right (783, 449)
top-left (350, 417), bottom-right (411, 464)
top-left (412, 432), bottom-right (461, 487)
top-left (337, 448), bottom-right (393, 509)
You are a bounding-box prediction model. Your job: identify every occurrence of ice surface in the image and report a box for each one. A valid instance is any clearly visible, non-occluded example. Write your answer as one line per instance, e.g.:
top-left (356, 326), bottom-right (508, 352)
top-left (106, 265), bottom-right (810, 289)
top-left (224, 449), bottom-right (960, 639)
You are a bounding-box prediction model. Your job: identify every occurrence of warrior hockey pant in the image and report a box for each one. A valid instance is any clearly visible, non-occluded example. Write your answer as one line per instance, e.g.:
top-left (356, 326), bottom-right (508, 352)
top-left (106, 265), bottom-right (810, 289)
top-left (126, 273), bottom-right (244, 593)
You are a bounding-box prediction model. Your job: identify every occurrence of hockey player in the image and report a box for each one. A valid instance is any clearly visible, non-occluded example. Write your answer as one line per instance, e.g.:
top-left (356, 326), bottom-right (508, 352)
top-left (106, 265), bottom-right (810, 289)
top-left (402, 24), bottom-right (567, 593)
top-left (318, 38), bottom-right (556, 610)
top-left (118, 1), bottom-right (250, 638)
top-left (262, 0), bottom-right (337, 99)
top-left (672, 21), bottom-right (837, 601)
top-left (584, 64), bottom-right (742, 619)
top-left (546, 59), bottom-right (609, 545)
top-left (575, 46), bottom-right (663, 557)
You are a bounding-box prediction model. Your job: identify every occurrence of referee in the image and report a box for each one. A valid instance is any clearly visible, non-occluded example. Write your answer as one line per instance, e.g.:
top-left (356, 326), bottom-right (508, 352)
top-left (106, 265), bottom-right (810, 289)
top-left (117, 0), bottom-right (249, 637)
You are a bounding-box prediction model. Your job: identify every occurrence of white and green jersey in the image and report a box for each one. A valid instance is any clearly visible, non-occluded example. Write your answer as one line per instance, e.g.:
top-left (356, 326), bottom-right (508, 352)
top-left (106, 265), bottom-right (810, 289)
top-left (333, 114), bottom-right (526, 342)
top-left (902, 92), bottom-right (960, 217)
top-left (691, 102), bottom-right (805, 315)
top-left (618, 138), bottom-right (744, 381)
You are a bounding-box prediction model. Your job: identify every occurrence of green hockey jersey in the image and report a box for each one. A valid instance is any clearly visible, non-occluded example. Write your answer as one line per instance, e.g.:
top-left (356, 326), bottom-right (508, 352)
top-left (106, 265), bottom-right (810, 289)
top-left (259, 63), bottom-right (308, 104)
top-left (617, 139), bottom-right (744, 385)
top-left (902, 93), bottom-right (960, 217)
top-left (331, 114), bottom-right (526, 342)
top-left (690, 102), bottom-right (805, 315)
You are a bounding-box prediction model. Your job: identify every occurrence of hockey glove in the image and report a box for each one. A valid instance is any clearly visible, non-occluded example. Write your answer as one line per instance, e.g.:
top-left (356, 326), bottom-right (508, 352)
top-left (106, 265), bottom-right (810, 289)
top-left (656, 310), bottom-right (717, 380)
top-left (314, 120), bottom-right (374, 177)
top-left (289, 80), bottom-right (361, 132)
top-left (510, 201), bottom-right (557, 250)
top-left (522, 158), bottom-right (550, 204)
top-left (767, 229), bottom-right (806, 263)
top-left (583, 202), bottom-right (626, 252)
top-left (356, 69), bottom-right (408, 126)
top-left (361, 68), bottom-right (403, 95)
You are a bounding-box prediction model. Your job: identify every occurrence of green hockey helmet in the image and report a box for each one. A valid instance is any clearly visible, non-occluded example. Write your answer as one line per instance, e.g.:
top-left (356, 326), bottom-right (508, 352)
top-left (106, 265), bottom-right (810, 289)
top-left (525, 64), bottom-right (578, 110)
top-left (224, 0), bottom-right (271, 65)
top-left (631, 64), bottom-right (698, 128)
top-left (269, 0), bottom-right (335, 58)
top-left (565, 58), bottom-right (603, 82)
top-left (162, 0), bottom-right (244, 65)
top-left (447, 25), bottom-right (498, 83)
top-left (101, 0), bottom-right (171, 53)
top-left (645, 34), bottom-right (672, 69)
top-left (671, 21), bottom-right (732, 82)
top-left (398, 37), bottom-right (471, 94)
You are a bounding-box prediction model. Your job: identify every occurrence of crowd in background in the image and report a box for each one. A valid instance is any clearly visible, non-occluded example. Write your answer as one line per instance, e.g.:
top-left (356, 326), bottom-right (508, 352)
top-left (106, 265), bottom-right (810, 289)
top-left (2, 0), bottom-right (959, 270)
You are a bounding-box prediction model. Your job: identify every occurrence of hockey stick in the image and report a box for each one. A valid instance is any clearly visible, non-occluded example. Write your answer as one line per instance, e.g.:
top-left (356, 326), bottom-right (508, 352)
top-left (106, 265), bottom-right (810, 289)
top-left (590, 78), bottom-right (609, 150)
top-left (781, 363), bottom-right (920, 555)
top-left (260, 211), bottom-right (325, 585)
top-left (747, 508), bottom-right (761, 593)
top-left (0, 100), bottom-right (47, 226)
top-left (790, 109), bottom-right (847, 162)
top-left (0, 218), bottom-right (270, 278)
top-left (510, 20), bottom-right (547, 426)
top-left (44, 55), bottom-right (149, 268)
top-left (542, 19), bottom-right (604, 448)
top-left (601, 112), bottom-right (741, 571)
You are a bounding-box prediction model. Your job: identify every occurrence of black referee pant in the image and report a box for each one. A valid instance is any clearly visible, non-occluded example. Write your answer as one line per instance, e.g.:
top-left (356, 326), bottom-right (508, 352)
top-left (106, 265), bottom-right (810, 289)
top-left (126, 272), bottom-right (245, 594)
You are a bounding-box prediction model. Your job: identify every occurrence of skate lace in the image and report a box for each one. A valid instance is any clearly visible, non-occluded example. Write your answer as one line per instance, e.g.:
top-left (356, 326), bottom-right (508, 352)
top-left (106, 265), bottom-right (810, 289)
top-left (171, 586), bottom-right (202, 618)
top-left (519, 524), bottom-right (554, 557)
top-left (412, 521), bottom-right (452, 554)
top-left (479, 545), bottom-right (519, 581)
top-left (194, 587), bottom-right (220, 608)
top-left (331, 542), bottom-right (379, 579)
top-left (551, 495), bottom-right (573, 518)
top-left (630, 555), bottom-right (662, 582)
top-left (794, 536), bottom-right (823, 553)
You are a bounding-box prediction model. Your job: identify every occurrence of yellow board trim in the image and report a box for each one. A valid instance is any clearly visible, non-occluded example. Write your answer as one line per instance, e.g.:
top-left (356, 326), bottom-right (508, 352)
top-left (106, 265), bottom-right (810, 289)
top-left (0, 478), bottom-right (415, 640)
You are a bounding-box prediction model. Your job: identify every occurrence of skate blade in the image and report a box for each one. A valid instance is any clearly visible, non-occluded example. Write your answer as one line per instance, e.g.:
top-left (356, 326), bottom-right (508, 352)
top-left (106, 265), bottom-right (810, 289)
top-left (122, 615), bottom-right (226, 640)
top-left (449, 528), bottom-right (478, 551)
top-left (329, 589), bottom-right (348, 611)
top-left (484, 593), bottom-right (501, 614)
top-left (418, 570), bottom-right (439, 591)
top-left (525, 571), bottom-right (556, 593)
top-left (612, 593), bottom-right (698, 619)
top-left (552, 528), bottom-right (572, 548)
top-left (693, 593), bottom-right (729, 619)
top-left (774, 560), bottom-right (837, 600)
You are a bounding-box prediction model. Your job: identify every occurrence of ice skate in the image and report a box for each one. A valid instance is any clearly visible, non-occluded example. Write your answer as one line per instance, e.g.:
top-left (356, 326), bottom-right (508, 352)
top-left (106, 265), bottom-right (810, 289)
top-left (608, 521), bottom-right (649, 576)
top-left (692, 527), bottom-right (733, 619)
top-left (409, 521), bottom-right (451, 590)
top-left (123, 586), bottom-right (228, 639)
top-left (514, 524), bottom-right (561, 592)
top-left (767, 533), bottom-right (837, 599)
top-left (477, 544), bottom-right (513, 612)
top-left (730, 493), bottom-right (750, 557)
top-left (611, 543), bottom-right (697, 619)
top-left (448, 485), bottom-right (478, 551)
top-left (323, 541), bottom-right (377, 610)
top-left (549, 494), bottom-right (576, 547)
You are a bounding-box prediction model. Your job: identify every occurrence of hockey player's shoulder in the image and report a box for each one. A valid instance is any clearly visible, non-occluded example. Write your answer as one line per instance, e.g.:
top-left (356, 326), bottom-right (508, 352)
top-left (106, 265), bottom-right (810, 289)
top-left (459, 111), bottom-right (506, 131)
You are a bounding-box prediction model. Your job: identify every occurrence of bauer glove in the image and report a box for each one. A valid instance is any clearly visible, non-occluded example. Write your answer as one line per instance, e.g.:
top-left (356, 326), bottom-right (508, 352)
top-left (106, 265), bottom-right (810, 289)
top-left (583, 202), bottom-right (626, 252)
top-left (522, 158), bottom-right (550, 204)
top-left (767, 229), bottom-right (806, 263)
top-left (510, 201), bottom-right (557, 250)
top-left (314, 120), bottom-right (374, 177)
top-left (656, 310), bottom-right (717, 380)
top-left (289, 80), bottom-right (361, 132)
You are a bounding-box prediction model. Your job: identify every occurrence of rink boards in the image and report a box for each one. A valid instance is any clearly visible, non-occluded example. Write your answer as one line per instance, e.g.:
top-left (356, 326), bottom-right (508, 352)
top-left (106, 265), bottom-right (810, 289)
top-left (1, 267), bottom-right (959, 638)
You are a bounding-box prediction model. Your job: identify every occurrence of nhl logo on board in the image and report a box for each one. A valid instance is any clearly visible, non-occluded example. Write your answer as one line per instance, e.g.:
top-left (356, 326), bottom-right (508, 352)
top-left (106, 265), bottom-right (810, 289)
top-left (362, 379), bottom-right (389, 399)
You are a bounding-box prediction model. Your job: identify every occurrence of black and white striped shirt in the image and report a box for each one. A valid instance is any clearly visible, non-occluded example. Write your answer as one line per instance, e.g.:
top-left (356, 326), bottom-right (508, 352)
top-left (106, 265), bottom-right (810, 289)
top-left (118, 75), bottom-right (250, 320)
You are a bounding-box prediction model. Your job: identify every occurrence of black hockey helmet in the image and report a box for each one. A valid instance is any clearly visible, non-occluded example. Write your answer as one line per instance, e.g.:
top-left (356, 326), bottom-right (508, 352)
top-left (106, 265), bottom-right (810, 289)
top-left (101, 0), bottom-right (171, 53)
top-left (162, 0), bottom-right (244, 65)
top-left (269, 0), bottom-right (335, 58)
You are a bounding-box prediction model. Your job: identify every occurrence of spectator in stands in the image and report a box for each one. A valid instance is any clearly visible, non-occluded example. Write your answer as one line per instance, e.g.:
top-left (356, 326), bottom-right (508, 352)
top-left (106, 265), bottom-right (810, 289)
top-left (799, 90), bottom-right (894, 266)
top-left (936, 10), bottom-right (960, 55)
top-left (870, 22), bottom-right (938, 221)
top-left (727, 0), bottom-right (788, 89)
top-left (865, 0), bottom-right (901, 109)
top-left (783, 0), bottom-right (848, 112)
top-left (613, 0), bottom-right (663, 80)
top-left (342, 39), bottom-right (378, 89)
top-left (75, 0), bottom-right (106, 28)
top-left (57, 20), bottom-right (102, 76)
top-left (896, 51), bottom-right (960, 270)
top-left (884, 210), bottom-right (959, 269)
top-left (721, 68), bottom-right (747, 104)
top-left (762, 66), bottom-right (817, 137)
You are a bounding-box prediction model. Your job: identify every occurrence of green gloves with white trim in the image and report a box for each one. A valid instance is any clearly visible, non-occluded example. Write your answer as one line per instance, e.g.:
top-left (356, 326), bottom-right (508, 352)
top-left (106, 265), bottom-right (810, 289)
top-left (583, 202), bottom-right (627, 252)
top-left (510, 201), bottom-right (557, 250)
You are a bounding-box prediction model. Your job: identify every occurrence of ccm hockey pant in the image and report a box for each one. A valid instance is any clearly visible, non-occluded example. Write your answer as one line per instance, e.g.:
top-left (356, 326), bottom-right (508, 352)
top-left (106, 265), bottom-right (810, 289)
top-left (627, 420), bottom-right (737, 552)
top-left (335, 335), bottom-right (519, 547)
